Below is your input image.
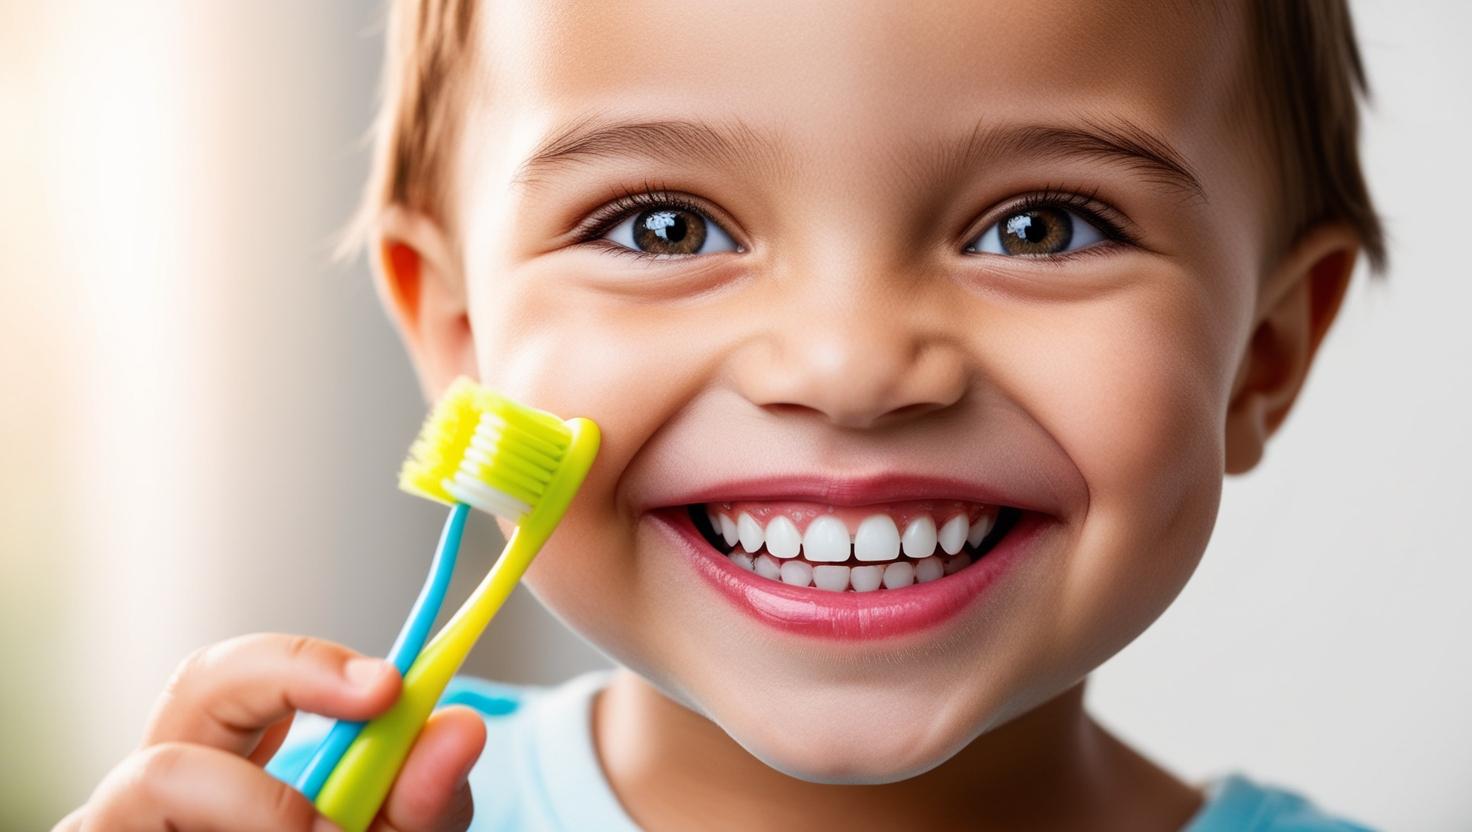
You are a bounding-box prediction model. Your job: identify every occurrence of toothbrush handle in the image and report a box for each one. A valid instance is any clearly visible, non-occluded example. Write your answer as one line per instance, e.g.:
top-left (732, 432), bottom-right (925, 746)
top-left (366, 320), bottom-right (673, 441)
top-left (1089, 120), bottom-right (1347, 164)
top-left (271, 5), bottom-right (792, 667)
top-left (314, 525), bottom-right (544, 832)
top-left (289, 502), bottom-right (468, 799)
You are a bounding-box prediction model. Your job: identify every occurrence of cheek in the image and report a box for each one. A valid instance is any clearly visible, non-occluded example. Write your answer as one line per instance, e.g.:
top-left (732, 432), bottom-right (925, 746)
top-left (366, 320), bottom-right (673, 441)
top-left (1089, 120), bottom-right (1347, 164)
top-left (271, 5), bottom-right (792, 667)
top-left (997, 272), bottom-right (1240, 655)
top-left (465, 279), bottom-right (735, 651)
top-left (467, 276), bottom-right (738, 437)
top-left (1055, 295), bottom-right (1227, 512)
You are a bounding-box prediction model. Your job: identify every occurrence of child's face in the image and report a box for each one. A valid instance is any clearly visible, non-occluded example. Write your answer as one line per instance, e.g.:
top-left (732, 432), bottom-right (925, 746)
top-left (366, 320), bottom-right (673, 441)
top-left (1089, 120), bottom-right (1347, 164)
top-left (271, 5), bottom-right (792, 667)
top-left (393, 0), bottom-right (1342, 781)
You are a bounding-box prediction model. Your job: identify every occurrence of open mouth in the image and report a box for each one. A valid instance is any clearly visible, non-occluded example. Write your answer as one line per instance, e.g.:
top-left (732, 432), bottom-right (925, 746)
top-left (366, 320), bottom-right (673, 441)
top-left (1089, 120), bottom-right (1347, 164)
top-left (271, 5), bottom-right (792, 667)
top-left (685, 500), bottom-right (1023, 592)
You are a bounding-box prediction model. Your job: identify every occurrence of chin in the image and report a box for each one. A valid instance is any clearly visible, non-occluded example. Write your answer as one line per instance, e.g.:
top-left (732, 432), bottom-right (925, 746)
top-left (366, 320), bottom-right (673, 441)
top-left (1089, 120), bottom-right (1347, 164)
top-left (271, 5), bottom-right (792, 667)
top-left (716, 701), bottom-right (977, 785)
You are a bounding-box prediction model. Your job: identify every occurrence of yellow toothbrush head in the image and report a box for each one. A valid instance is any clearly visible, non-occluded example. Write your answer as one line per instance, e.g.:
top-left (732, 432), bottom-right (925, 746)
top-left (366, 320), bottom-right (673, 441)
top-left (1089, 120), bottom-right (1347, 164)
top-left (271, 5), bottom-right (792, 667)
top-left (398, 376), bottom-right (587, 523)
top-left (317, 379), bottom-right (598, 831)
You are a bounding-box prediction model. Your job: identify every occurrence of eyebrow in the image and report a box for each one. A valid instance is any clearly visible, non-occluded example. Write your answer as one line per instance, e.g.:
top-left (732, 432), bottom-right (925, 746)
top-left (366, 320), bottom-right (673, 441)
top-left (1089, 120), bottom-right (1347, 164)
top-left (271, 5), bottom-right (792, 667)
top-left (511, 112), bottom-right (1205, 201)
top-left (511, 112), bottom-right (793, 190)
top-left (924, 117), bottom-right (1206, 202)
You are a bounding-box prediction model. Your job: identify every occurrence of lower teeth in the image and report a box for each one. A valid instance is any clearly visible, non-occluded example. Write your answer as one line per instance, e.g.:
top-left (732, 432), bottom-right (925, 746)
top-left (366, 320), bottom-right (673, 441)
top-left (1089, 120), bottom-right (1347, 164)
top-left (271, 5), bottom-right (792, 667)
top-left (726, 550), bottom-right (975, 591)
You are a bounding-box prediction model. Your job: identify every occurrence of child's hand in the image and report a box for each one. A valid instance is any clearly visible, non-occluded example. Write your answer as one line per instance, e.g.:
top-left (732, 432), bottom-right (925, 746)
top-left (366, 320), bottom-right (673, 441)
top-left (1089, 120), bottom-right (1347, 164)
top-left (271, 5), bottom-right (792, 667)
top-left (55, 633), bottom-right (487, 832)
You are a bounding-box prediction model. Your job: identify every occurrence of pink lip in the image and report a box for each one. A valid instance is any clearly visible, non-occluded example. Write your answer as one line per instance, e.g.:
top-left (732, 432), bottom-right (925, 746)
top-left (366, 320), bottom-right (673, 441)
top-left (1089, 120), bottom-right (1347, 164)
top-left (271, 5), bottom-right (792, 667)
top-left (650, 506), bottom-right (1050, 640)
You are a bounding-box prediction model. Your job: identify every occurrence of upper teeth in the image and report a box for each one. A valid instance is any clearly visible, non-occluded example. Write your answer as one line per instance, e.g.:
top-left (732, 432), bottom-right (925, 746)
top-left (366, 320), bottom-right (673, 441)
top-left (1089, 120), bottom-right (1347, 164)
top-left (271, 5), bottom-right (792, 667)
top-left (705, 505), bottom-right (998, 563)
top-left (802, 516), bottom-right (850, 562)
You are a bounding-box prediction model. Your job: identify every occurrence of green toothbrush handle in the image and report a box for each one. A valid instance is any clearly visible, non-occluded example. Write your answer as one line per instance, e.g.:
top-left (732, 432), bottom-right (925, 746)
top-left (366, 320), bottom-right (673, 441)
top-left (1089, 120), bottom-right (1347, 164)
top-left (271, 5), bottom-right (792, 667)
top-left (313, 528), bottom-right (538, 831)
top-left (314, 638), bottom-right (457, 829)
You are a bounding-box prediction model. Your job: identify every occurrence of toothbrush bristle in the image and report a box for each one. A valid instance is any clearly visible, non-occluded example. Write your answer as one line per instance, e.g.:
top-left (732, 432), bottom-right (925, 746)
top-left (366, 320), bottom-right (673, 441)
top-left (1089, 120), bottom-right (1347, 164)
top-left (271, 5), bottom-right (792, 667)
top-left (399, 377), bottom-right (573, 521)
top-left (398, 378), bottom-right (484, 505)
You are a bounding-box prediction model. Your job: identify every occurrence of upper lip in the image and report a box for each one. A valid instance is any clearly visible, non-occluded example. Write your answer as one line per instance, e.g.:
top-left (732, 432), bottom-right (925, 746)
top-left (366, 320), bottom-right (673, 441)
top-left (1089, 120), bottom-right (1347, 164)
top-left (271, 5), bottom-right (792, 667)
top-left (637, 471), bottom-right (1053, 515)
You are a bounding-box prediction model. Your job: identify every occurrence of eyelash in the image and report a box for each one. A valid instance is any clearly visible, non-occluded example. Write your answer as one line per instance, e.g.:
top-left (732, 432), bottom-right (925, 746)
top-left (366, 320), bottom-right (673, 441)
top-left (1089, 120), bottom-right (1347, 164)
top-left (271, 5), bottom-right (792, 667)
top-left (572, 182), bottom-right (721, 261)
top-left (980, 186), bottom-right (1140, 255)
top-left (571, 182), bottom-right (1140, 261)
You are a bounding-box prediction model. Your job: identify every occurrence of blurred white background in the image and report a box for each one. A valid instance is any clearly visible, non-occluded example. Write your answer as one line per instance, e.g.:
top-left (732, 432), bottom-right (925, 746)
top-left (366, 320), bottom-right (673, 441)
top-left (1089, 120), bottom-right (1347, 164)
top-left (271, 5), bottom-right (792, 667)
top-left (1, 1), bottom-right (1467, 828)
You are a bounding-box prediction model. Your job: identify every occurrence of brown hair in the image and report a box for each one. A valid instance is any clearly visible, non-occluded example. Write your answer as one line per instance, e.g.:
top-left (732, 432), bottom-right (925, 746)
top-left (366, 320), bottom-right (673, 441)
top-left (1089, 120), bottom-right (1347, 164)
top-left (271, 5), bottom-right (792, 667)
top-left (336, 0), bottom-right (478, 264)
top-left (337, 0), bottom-right (1386, 272)
top-left (1247, 0), bottom-right (1386, 271)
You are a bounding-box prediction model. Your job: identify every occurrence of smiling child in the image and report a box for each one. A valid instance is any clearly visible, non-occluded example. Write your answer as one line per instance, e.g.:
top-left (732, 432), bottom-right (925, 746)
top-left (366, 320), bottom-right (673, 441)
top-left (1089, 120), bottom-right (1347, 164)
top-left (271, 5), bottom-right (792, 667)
top-left (62, 1), bottom-right (1383, 829)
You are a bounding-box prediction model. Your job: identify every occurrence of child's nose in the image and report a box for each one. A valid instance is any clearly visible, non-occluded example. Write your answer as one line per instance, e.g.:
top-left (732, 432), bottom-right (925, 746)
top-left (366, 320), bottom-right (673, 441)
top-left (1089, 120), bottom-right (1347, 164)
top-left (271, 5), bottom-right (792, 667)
top-left (726, 284), bottom-right (970, 430)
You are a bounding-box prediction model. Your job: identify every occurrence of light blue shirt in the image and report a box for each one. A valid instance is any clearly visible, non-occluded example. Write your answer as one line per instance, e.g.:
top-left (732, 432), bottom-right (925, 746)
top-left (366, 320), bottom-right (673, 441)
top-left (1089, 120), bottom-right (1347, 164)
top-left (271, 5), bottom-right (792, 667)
top-left (268, 670), bottom-right (1376, 831)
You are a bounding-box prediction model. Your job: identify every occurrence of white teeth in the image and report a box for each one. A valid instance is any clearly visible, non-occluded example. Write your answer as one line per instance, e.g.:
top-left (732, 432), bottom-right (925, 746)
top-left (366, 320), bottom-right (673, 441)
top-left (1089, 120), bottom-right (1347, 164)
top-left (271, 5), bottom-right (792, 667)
top-left (812, 564), bottom-right (851, 591)
top-left (718, 513), bottom-right (740, 547)
top-left (853, 514), bottom-right (902, 562)
top-left (849, 564), bottom-right (883, 592)
top-left (882, 561), bottom-right (915, 589)
top-left (802, 515), bottom-right (851, 563)
top-left (901, 516), bottom-right (937, 558)
top-left (736, 512), bottom-right (764, 553)
top-left (967, 512), bottom-right (995, 547)
top-left (711, 504), bottom-right (1005, 587)
top-left (914, 556), bottom-right (943, 583)
top-left (754, 553), bottom-right (782, 580)
top-left (779, 560), bottom-right (813, 587)
top-left (764, 515), bottom-right (802, 558)
top-left (938, 515), bottom-right (968, 555)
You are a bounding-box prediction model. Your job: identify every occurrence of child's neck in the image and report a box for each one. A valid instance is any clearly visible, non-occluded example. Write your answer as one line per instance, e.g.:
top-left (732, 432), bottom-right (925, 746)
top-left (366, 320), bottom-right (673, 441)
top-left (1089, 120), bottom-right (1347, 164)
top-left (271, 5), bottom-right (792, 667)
top-left (592, 667), bottom-right (1204, 831)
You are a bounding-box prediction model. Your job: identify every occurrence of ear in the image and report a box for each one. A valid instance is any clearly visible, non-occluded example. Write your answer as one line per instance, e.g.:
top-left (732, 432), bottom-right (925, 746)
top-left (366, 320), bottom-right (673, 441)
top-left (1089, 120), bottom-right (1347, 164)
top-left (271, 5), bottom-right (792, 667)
top-left (371, 206), bottom-right (479, 399)
top-left (1224, 225), bottom-right (1360, 474)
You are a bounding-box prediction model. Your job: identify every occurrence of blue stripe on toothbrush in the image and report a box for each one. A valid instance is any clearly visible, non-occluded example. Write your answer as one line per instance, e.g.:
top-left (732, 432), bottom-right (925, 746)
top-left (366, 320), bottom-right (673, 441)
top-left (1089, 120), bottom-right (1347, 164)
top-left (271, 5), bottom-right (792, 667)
top-left (288, 501), bottom-right (469, 800)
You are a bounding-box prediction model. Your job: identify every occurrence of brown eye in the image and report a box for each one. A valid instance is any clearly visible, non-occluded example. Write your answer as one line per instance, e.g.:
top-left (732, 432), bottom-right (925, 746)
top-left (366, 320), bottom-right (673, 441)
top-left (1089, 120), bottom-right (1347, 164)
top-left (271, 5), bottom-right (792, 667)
top-left (604, 206), bottom-right (739, 257)
top-left (1000, 207), bottom-right (1070, 254)
top-left (969, 205), bottom-right (1105, 257)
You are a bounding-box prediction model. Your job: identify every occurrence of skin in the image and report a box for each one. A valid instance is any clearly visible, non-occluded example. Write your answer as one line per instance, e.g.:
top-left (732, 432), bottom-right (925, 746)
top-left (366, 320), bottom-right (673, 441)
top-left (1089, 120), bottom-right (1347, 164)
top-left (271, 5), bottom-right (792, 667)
top-left (58, 634), bottom-right (486, 831)
top-left (66, 0), bottom-right (1362, 829)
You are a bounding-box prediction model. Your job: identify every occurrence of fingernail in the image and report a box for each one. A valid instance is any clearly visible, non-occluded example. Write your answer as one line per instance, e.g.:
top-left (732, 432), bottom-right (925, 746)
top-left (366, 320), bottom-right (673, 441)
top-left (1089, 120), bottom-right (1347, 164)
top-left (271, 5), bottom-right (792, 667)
top-left (344, 656), bottom-right (390, 688)
top-left (313, 817), bottom-right (342, 832)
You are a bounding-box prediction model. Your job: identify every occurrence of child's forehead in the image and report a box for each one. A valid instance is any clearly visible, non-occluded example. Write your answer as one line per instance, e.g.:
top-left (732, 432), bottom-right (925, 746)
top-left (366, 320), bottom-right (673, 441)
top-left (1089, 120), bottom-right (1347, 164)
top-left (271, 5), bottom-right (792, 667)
top-left (474, 0), bottom-right (1246, 164)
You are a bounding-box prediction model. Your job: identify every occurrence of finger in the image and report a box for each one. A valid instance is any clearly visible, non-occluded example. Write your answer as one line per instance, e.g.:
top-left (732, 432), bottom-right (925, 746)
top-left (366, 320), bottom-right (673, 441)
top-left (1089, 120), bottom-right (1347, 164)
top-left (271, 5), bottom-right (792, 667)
top-left (144, 633), bottom-right (399, 755)
top-left (52, 806), bottom-right (85, 831)
top-left (246, 712), bottom-right (296, 767)
top-left (370, 706), bottom-right (485, 832)
top-left (82, 742), bottom-right (337, 832)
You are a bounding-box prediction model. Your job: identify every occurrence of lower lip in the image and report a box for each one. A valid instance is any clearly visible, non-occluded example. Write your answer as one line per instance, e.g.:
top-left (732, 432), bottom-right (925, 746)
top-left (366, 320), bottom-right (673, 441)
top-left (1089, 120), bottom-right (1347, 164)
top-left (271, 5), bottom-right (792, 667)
top-left (650, 507), bottom-right (1050, 640)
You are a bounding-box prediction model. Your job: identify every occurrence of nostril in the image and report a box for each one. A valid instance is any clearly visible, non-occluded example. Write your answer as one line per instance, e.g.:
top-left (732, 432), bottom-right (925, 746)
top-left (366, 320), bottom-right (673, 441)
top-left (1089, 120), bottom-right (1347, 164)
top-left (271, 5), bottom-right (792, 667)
top-left (758, 401), bottom-right (826, 421)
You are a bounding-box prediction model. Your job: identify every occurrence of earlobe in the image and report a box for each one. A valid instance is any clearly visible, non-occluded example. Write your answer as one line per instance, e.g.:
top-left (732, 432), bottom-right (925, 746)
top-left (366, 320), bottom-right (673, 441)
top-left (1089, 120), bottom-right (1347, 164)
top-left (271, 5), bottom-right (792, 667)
top-left (1224, 225), bottom-right (1360, 475)
top-left (371, 206), bottom-right (479, 399)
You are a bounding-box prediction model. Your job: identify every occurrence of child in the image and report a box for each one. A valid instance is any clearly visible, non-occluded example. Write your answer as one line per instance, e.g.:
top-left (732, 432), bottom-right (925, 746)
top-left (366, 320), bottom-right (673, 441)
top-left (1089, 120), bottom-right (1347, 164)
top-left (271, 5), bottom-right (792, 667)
top-left (60, 0), bottom-right (1385, 829)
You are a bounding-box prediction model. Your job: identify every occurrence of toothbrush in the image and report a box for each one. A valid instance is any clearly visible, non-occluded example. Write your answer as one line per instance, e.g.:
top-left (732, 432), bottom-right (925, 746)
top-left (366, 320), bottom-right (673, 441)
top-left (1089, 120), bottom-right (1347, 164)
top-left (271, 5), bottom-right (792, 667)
top-left (311, 377), bottom-right (599, 831)
top-left (289, 380), bottom-right (485, 798)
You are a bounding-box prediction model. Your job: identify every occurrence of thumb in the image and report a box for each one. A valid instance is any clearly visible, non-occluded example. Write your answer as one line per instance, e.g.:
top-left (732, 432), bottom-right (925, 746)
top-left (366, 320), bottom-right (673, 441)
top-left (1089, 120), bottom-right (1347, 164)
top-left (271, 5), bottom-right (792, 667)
top-left (370, 706), bottom-right (485, 832)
